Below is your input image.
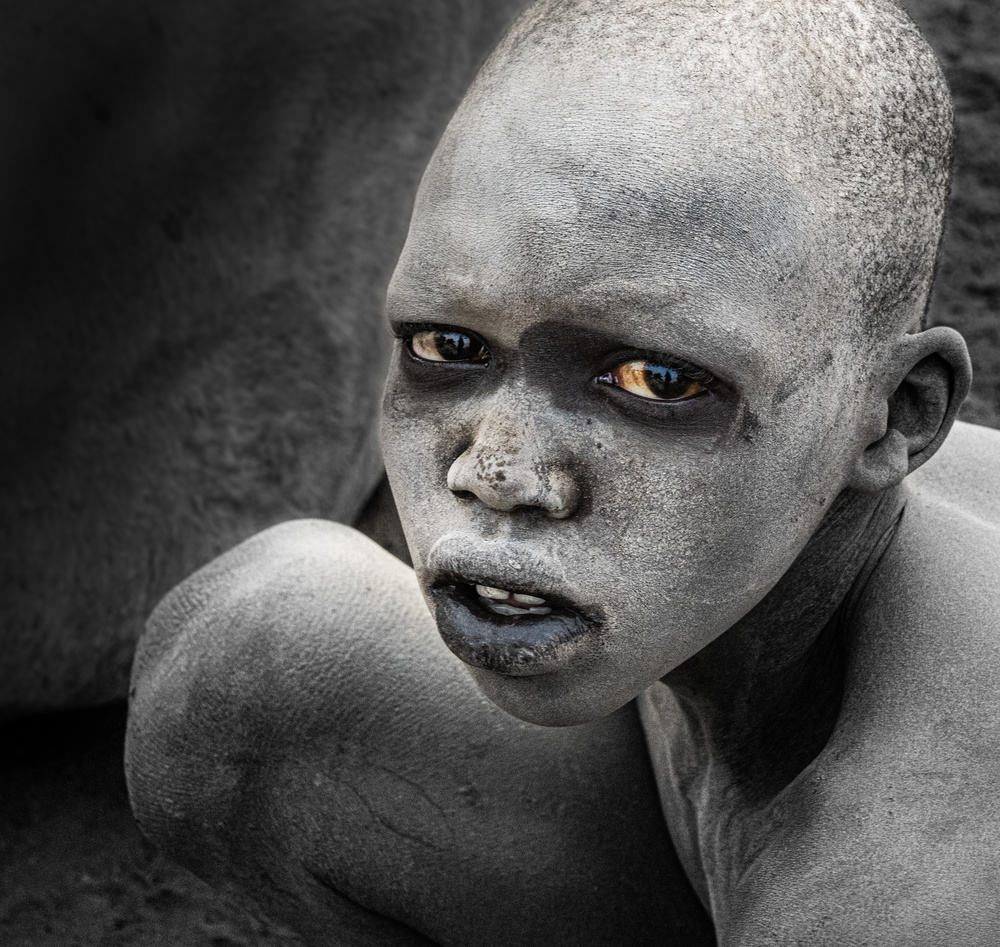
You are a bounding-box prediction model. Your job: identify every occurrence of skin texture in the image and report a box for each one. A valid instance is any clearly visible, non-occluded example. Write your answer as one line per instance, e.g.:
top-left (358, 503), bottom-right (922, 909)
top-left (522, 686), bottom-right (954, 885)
top-left (0, 0), bottom-right (526, 718)
top-left (128, 0), bottom-right (1000, 944)
top-left (381, 0), bottom-right (961, 726)
top-left (640, 421), bottom-right (1000, 945)
top-left (126, 521), bottom-right (714, 946)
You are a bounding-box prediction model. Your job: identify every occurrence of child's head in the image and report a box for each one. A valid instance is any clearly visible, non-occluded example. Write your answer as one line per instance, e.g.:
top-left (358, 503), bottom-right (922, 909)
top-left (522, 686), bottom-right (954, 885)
top-left (381, 0), bottom-right (971, 724)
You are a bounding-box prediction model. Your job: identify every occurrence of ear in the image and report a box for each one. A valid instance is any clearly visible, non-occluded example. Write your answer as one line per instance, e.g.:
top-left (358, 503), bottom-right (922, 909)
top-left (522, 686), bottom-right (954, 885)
top-left (848, 326), bottom-right (972, 493)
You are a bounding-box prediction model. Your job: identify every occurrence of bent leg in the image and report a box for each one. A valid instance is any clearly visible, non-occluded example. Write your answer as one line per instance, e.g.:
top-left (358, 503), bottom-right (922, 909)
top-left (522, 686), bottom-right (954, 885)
top-left (125, 520), bottom-right (713, 946)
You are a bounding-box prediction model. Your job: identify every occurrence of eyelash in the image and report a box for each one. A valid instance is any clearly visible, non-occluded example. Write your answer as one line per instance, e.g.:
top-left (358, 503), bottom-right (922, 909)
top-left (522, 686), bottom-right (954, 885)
top-left (608, 350), bottom-right (714, 384)
top-left (396, 323), bottom-right (490, 363)
top-left (395, 324), bottom-right (717, 401)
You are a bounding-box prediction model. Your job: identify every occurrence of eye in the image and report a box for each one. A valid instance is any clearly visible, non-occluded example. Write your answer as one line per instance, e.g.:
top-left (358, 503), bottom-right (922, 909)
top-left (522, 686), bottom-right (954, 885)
top-left (408, 328), bottom-right (489, 364)
top-left (598, 358), bottom-right (710, 402)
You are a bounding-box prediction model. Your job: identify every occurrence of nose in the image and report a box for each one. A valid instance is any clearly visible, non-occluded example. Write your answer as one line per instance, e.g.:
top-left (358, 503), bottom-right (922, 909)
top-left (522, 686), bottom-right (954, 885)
top-left (447, 414), bottom-right (580, 519)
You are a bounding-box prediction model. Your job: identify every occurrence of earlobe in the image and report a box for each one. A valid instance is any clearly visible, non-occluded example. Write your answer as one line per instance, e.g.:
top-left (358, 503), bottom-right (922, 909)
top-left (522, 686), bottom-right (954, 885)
top-left (848, 326), bottom-right (972, 493)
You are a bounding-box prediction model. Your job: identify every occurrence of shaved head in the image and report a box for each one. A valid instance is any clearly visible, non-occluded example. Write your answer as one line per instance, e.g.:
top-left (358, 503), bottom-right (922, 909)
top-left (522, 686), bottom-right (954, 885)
top-left (383, 0), bottom-right (968, 724)
top-left (453, 0), bottom-right (952, 339)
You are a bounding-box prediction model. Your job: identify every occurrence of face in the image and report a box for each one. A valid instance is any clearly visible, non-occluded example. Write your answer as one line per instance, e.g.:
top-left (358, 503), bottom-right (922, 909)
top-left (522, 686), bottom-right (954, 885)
top-left (382, 63), bottom-right (874, 725)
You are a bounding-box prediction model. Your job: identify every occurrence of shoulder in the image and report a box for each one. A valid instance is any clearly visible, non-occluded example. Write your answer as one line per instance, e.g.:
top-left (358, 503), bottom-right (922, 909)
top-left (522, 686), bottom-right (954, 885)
top-left (908, 420), bottom-right (1000, 524)
top-left (865, 421), bottom-right (1000, 652)
top-left (129, 520), bottom-right (435, 755)
top-left (125, 520), bottom-right (448, 859)
top-left (843, 421), bottom-right (1000, 740)
top-left (137, 518), bottom-right (424, 668)
top-left (727, 436), bottom-right (1000, 942)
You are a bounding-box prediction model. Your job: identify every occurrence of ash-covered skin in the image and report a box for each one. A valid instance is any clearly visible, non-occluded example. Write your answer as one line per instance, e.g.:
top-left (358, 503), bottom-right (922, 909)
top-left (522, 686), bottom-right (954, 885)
top-left (125, 1), bottom-right (1000, 943)
top-left (382, 0), bottom-right (968, 726)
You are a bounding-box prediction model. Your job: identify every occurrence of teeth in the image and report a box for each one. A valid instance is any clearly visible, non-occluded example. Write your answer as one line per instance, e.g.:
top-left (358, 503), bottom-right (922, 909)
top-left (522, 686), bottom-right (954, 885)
top-left (484, 601), bottom-right (553, 617)
top-left (487, 602), bottom-right (527, 616)
top-left (473, 584), bottom-right (552, 617)
top-left (476, 585), bottom-right (509, 600)
top-left (512, 592), bottom-right (547, 606)
top-left (475, 585), bottom-right (549, 606)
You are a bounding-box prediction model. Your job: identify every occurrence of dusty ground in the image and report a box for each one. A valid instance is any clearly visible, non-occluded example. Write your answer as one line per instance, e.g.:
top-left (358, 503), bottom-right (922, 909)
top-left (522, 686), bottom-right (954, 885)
top-left (0, 706), bottom-right (302, 946)
top-left (2, 2), bottom-right (998, 945)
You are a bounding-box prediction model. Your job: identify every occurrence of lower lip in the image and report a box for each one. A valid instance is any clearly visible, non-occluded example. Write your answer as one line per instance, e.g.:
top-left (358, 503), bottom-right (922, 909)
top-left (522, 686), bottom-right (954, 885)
top-left (431, 584), bottom-right (596, 677)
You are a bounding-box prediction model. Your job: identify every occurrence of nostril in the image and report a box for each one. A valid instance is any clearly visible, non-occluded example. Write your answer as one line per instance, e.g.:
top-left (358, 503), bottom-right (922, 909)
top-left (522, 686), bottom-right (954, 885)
top-left (451, 489), bottom-right (476, 502)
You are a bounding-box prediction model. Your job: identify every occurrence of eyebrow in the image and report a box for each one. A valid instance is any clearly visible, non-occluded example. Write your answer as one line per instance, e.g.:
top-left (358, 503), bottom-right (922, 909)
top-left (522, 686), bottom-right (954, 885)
top-left (566, 279), bottom-right (768, 383)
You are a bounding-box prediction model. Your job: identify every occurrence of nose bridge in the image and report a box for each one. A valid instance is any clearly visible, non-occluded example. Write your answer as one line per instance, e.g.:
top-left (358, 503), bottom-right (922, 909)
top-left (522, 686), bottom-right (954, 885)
top-left (447, 395), bottom-right (579, 519)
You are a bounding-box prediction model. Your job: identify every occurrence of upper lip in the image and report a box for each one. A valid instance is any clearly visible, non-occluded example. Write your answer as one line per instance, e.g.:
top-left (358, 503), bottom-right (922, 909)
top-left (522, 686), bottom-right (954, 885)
top-left (425, 534), bottom-right (598, 620)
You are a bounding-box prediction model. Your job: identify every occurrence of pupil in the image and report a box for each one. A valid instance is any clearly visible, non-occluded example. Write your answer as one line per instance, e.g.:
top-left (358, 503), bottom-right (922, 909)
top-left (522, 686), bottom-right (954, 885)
top-left (644, 364), bottom-right (681, 397)
top-left (438, 332), bottom-right (471, 359)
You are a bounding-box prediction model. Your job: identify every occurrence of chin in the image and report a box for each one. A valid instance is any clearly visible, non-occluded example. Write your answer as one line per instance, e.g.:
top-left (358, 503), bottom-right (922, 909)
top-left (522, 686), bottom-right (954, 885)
top-left (468, 664), bottom-right (635, 728)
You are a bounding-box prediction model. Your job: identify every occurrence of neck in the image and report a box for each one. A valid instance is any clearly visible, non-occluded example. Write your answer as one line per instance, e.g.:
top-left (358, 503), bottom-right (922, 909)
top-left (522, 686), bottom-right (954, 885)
top-left (663, 482), bottom-right (906, 806)
top-left (645, 484), bottom-right (907, 918)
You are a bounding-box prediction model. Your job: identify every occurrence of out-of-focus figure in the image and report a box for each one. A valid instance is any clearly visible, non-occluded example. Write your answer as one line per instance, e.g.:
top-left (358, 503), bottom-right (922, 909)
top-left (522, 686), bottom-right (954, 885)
top-left (0, 0), bottom-right (527, 717)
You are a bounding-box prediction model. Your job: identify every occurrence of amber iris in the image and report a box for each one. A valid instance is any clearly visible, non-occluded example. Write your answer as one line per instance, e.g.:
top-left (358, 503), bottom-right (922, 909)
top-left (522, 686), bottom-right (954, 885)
top-left (600, 359), bottom-right (706, 402)
top-left (410, 329), bottom-right (489, 363)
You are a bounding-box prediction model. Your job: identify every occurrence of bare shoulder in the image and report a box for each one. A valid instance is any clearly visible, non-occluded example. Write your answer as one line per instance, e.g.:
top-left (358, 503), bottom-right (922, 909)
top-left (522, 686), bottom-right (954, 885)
top-left (865, 421), bottom-right (1000, 654)
top-left (732, 425), bottom-right (1000, 942)
top-left (848, 420), bottom-right (1000, 657)
top-left (844, 419), bottom-right (1000, 739)
top-left (130, 520), bottom-right (432, 723)
top-left (908, 420), bottom-right (1000, 525)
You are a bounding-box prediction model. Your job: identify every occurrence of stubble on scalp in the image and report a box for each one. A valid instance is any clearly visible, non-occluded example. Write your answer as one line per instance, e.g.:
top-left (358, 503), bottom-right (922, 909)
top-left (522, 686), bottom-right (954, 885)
top-left (469, 0), bottom-right (953, 341)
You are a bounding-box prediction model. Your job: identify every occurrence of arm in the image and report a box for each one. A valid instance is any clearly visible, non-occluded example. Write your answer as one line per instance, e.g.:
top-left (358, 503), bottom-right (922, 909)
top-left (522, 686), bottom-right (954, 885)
top-left (126, 519), bottom-right (713, 946)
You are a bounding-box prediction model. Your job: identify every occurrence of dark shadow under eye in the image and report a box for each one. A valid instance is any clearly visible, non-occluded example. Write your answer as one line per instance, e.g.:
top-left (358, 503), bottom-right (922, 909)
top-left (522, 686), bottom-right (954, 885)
top-left (409, 328), bottom-right (489, 364)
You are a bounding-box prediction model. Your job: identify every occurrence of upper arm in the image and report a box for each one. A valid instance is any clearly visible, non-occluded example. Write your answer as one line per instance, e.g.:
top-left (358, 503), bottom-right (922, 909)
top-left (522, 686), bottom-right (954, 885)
top-left (124, 518), bottom-right (714, 946)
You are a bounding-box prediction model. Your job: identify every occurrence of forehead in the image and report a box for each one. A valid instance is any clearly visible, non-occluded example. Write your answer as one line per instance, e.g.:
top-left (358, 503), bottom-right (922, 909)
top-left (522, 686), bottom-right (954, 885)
top-left (389, 53), bottom-right (848, 375)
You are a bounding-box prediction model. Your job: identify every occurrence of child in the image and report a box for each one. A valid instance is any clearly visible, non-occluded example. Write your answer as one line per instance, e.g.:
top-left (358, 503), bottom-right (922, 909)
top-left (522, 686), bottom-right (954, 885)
top-left (127, 1), bottom-right (1000, 942)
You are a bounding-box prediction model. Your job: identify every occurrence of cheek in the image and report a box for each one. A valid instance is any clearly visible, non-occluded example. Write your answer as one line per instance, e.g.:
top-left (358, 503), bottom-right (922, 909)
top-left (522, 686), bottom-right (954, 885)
top-left (582, 415), bottom-right (845, 622)
top-left (381, 372), bottom-right (467, 562)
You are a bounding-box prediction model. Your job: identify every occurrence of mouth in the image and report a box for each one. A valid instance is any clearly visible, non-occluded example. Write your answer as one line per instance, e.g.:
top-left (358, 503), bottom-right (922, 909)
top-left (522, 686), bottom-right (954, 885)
top-left (429, 577), bottom-right (598, 678)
